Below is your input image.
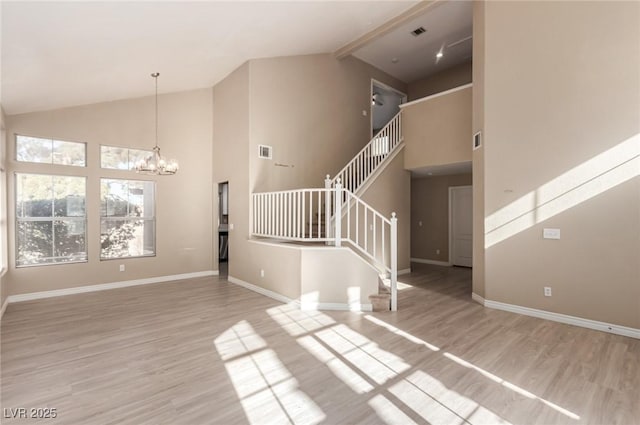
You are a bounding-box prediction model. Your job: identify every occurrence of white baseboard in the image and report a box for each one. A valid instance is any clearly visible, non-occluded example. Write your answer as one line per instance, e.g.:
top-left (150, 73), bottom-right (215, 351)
top-left (0, 297), bottom-right (8, 320)
top-left (7, 271), bottom-right (218, 304)
top-left (471, 292), bottom-right (485, 305)
top-left (228, 275), bottom-right (299, 306)
top-left (398, 268), bottom-right (411, 276)
top-left (482, 299), bottom-right (640, 340)
top-left (227, 276), bottom-right (372, 312)
top-left (411, 257), bottom-right (452, 267)
top-left (300, 302), bottom-right (373, 312)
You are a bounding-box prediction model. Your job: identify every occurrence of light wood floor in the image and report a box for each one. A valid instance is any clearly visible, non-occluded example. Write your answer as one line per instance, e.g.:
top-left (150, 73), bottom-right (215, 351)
top-left (2, 263), bottom-right (639, 425)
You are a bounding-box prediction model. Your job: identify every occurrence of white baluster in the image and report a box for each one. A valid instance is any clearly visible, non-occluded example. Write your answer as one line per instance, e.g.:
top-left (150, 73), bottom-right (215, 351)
top-left (390, 212), bottom-right (397, 311)
top-left (334, 178), bottom-right (342, 246)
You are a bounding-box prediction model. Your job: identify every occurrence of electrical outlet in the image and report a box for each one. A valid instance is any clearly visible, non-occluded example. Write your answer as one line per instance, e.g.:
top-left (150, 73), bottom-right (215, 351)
top-left (260, 269), bottom-right (265, 278)
top-left (544, 286), bottom-right (552, 297)
top-left (119, 264), bottom-right (125, 272)
top-left (436, 249), bottom-right (440, 255)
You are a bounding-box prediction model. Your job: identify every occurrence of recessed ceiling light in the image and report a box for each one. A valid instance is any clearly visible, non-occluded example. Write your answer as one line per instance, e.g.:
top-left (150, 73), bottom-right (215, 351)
top-left (436, 52), bottom-right (443, 59)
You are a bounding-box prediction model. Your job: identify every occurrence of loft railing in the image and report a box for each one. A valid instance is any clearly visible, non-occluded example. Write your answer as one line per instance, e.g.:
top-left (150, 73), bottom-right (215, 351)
top-left (252, 188), bottom-right (332, 242)
top-left (251, 179), bottom-right (398, 311)
top-left (330, 111), bottom-right (403, 195)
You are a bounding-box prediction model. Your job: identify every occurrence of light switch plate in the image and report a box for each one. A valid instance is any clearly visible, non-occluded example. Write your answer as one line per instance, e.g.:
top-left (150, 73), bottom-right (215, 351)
top-left (543, 228), bottom-right (561, 239)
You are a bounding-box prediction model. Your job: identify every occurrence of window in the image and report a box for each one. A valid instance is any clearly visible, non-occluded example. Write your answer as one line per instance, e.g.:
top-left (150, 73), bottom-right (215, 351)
top-left (101, 145), bottom-right (153, 171)
top-left (16, 135), bottom-right (86, 166)
top-left (16, 173), bottom-right (87, 266)
top-left (100, 179), bottom-right (155, 259)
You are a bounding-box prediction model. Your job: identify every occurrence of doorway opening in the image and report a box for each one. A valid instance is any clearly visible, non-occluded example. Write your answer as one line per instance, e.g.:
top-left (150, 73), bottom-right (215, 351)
top-left (371, 79), bottom-right (407, 138)
top-left (218, 182), bottom-right (229, 277)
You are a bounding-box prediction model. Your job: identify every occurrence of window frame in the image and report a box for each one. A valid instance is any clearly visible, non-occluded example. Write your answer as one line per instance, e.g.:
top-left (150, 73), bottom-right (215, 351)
top-left (100, 144), bottom-right (154, 171)
top-left (15, 134), bottom-right (87, 167)
top-left (14, 172), bottom-right (88, 268)
top-left (99, 177), bottom-right (156, 261)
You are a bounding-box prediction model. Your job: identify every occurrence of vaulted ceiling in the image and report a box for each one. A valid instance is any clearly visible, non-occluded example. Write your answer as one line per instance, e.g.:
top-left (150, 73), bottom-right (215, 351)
top-left (1, 1), bottom-right (471, 115)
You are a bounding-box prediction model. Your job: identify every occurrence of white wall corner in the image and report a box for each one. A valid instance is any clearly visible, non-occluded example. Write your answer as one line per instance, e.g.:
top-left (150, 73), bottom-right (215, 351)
top-left (484, 299), bottom-right (640, 340)
top-left (6, 271), bottom-right (217, 303)
top-left (398, 268), bottom-right (412, 276)
top-left (471, 292), bottom-right (485, 305)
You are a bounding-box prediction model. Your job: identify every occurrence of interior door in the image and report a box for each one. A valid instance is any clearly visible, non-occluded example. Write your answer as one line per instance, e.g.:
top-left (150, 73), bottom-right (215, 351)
top-left (451, 186), bottom-right (473, 267)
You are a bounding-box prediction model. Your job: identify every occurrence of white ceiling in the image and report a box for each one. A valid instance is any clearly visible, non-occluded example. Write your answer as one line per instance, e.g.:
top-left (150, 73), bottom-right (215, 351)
top-left (2, 1), bottom-right (473, 116)
top-left (353, 0), bottom-right (472, 83)
top-left (1, 1), bottom-right (419, 115)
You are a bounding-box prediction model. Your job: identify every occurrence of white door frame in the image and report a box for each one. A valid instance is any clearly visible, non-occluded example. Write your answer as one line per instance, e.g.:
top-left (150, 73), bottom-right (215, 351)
top-left (448, 185), bottom-right (473, 266)
top-left (370, 78), bottom-right (408, 138)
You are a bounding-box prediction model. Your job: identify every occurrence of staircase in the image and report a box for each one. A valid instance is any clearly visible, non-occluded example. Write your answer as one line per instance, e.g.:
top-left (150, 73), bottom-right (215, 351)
top-left (251, 112), bottom-right (403, 310)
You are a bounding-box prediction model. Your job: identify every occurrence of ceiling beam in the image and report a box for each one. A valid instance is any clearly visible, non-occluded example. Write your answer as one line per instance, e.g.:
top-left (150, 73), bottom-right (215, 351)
top-left (334, 0), bottom-right (444, 59)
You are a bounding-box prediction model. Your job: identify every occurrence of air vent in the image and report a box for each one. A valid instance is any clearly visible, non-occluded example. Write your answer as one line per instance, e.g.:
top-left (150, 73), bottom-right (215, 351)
top-left (411, 27), bottom-right (426, 36)
top-left (258, 144), bottom-right (272, 159)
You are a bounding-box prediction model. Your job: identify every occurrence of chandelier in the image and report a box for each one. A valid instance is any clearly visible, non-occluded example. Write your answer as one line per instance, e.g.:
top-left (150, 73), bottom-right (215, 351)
top-left (135, 72), bottom-right (179, 175)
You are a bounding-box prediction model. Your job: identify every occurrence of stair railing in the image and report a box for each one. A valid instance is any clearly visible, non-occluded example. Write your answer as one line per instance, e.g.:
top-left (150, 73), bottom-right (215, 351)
top-left (336, 180), bottom-right (398, 311)
top-left (251, 180), bottom-right (398, 311)
top-left (252, 188), bottom-right (333, 242)
top-left (330, 110), bottom-right (403, 195)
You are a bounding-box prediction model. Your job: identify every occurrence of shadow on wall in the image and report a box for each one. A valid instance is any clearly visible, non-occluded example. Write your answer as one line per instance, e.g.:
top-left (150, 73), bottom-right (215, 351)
top-left (485, 134), bottom-right (639, 248)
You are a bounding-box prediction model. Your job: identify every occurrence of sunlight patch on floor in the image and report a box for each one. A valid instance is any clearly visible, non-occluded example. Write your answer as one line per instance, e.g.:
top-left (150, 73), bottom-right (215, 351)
top-left (382, 278), bottom-right (413, 291)
top-left (298, 335), bottom-right (374, 394)
top-left (364, 315), bottom-right (440, 351)
top-left (405, 369), bottom-right (510, 424)
top-left (214, 321), bottom-right (325, 425)
top-left (368, 394), bottom-right (419, 425)
top-left (260, 301), bottom-right (581, 425)
top-left (213, 320), bottom-right (267, 361)
top-left (443, 352), bottom-right (580, 420)
top-left (267, 304), bottom-right (335, 337)
top-left (315, 324), bottom-right (410, 385)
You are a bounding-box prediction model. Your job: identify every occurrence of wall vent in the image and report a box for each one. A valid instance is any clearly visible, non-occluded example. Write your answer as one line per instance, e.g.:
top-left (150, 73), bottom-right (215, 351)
top-left (411, 27), bottom-right (426, 36)
top-left (258, 144), bottom-right (273, 159)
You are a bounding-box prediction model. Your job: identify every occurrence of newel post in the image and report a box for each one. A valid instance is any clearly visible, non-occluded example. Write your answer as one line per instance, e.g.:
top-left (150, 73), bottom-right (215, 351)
top-left (390, 212), bottom-right (398, 311)
top-left (325, 174), bottom-right (332, 243)
top-left (334, 178), bottom-right (342, 247)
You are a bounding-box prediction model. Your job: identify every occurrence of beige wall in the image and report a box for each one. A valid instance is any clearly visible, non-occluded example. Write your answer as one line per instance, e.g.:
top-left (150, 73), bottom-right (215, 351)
top-left (408, 60), bottom-right (472, 101)
top-left (301, 248), bottom-right (378, 309)
top-left (472, 0), bottom-right (485, 298)
top-left (5, 89), bottom-right (214, 295)
top-left (215, 53), bottom-right (408, 297)
top-left (411, 173), bottom-right (472, 262)
top-left (403, 87), bottom-right (472, 171)
top-left (481, 1), bottom-right (640, 328)
top-left (247, 241), bottom-right (301, 300)
top-left (249, 54), bottom-right (407, 193)
top-left (212, 63), bottom-right (250, 283)
top-left (359, 149), bottom-right (411, 272)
